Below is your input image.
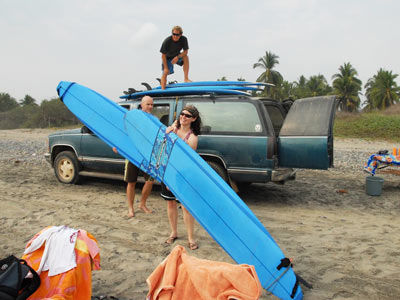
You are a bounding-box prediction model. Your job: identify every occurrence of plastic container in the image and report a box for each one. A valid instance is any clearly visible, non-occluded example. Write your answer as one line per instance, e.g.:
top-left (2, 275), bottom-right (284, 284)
top-left (366, 176), bottom-right (384, 196)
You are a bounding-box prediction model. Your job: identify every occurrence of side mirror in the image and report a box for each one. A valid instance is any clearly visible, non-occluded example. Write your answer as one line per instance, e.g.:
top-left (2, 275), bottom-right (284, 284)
top-left (81, 125), bottom-right (93, 134)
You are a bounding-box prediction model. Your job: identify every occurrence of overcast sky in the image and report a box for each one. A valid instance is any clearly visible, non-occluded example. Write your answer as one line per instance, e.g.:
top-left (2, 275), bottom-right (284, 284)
top-left (1, 0), bottom-right (399, 103)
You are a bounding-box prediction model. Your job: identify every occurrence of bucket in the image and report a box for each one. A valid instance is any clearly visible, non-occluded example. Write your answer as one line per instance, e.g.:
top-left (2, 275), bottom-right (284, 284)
top-left (366, 176), bottom-right (384, 196)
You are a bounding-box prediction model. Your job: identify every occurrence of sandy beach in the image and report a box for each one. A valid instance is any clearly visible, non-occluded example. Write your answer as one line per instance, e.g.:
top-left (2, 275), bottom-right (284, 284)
top-left (0, 128), bottom-right (399, 299)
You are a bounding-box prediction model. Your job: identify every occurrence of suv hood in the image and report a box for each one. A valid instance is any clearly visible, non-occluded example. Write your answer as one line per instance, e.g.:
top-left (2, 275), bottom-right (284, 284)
top-left (49, 128), bottom-right (82, 137)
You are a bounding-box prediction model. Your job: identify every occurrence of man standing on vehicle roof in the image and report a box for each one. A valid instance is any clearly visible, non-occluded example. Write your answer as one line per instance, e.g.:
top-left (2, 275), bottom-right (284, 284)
top-left (113, 96), bottom-right (154, 218)
top-left (160, 25), bottom-right (191, 89)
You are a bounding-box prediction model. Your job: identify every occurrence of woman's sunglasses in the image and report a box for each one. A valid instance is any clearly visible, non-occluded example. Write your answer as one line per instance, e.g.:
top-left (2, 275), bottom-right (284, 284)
top-left (172, 33), bottom-right (182, 36)
top-left (180, 112), bottom-right (193, 118)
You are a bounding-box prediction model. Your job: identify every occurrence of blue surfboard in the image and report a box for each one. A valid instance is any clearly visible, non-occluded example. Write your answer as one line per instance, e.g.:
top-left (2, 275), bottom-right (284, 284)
top-left (120, 86), bottom-right (251, 99)
top-left (155, 80), bottom-right (273, 89)
top-left (57, 81), bottom-right (303, 300)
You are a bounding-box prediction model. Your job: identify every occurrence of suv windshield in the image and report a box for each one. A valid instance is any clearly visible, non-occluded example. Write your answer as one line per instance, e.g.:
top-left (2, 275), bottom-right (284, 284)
top-left (184, 100), bottom-right (263, 135)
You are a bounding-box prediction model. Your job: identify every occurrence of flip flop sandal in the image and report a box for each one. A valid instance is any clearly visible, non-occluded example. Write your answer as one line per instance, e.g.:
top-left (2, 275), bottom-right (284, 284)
top-left (165, 236), bottom-right (178, 244)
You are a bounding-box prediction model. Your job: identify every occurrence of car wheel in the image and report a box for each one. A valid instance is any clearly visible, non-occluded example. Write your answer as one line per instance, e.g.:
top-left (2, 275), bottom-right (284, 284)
top-left (54, 151), bottom-right (80, 184)
top-left (207, 161), bottom-right (228, 183)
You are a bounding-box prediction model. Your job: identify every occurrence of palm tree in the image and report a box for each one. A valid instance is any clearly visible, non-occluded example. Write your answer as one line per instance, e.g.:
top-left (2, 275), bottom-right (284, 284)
top-left (364, 69), bottom-right (400, 110)
top-left (306, 74), bottom-right (332, 97)
top-left (253, 51), bottom-right (283, 98)
top-left (275, 80), bottom-right (294, 100)
top-left (292, 75), bottom-right (308, 99)
top-left (332, 63), bottom-right (362, 112)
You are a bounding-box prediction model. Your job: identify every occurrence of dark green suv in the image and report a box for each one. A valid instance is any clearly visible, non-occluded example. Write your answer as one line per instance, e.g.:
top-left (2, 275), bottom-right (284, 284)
top-left (45, 94), bottom-right (337, 189)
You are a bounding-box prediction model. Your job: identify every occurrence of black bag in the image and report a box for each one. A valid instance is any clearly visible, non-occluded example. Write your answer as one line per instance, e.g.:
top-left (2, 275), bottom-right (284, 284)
top-left (0, 255), bottom-right (40, 300)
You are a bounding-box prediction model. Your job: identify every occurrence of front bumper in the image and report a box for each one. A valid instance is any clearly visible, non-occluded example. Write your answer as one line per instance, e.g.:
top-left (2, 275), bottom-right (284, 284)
top-left (44, 153), bottom-right (51, 164)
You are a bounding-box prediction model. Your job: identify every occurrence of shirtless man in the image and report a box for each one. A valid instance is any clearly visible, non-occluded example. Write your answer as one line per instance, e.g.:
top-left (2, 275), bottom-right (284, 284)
top-left (113, 96), bottom-right (154, 217)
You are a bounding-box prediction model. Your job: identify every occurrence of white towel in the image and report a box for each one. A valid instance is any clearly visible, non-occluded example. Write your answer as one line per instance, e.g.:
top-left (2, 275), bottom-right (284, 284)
top-left (24, 225), bottom-right (78, 276)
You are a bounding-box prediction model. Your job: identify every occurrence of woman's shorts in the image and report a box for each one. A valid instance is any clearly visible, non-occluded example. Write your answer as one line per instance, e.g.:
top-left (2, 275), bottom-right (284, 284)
top-left (160, 182), bottom-right (177, 201)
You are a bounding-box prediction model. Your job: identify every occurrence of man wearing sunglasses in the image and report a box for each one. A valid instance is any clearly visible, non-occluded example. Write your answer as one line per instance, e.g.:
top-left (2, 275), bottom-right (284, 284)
top-left (160, 25), bottom-right (191, 89)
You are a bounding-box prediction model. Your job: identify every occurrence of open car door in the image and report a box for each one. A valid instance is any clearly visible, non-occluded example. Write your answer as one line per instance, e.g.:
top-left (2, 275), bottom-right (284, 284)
top-left (278, 96), bottom-right (337, 169)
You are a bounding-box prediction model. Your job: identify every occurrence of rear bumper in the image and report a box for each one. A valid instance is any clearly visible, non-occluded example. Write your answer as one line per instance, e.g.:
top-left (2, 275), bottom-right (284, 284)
top-left (271, 168), bottom-right (296, 182)
top-left (227, 167), bottom-right (296, 183)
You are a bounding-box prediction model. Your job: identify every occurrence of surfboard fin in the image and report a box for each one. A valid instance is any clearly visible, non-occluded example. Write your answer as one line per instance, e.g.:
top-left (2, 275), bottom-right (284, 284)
top-left (123, 88), bottom-right (138, 95)
top-left (141, 82), bottom-right (152, 90)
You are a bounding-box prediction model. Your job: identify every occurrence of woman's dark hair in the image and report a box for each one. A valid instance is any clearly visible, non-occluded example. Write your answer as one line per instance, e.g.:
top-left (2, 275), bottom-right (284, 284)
top-left (177, 105), bottom-right (202, 136)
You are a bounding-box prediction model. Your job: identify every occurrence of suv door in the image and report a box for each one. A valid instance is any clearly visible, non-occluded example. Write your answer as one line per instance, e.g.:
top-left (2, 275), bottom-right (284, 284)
top-left (262, 100), bottom-right (287, 136)
top-left (278, 96), bottom-right (337, 169)
top-left (80, 127), bottom-right (124, 174)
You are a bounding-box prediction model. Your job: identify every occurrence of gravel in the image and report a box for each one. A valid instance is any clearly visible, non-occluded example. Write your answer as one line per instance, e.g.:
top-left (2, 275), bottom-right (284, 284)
top-left (0, 129), bottom-right (398, 174)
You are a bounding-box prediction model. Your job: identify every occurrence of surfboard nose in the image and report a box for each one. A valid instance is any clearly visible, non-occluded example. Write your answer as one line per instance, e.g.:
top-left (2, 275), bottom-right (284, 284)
top-left (57, 81), bottom-right (75, 101)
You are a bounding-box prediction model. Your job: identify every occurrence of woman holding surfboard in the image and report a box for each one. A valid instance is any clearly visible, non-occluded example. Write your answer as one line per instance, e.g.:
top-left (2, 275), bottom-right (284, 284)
top-left (161, 105), bottom-right (201, 250)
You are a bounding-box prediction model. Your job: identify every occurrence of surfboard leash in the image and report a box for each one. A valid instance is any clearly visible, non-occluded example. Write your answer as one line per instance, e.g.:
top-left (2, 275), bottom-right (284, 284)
top-left (265, 257), bottom-right (312, 299)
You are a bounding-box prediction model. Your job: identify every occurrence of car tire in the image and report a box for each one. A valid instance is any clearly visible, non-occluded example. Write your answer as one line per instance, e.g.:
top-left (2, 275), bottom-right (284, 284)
top-left (54, 151), bottom-right (80, 184)
top-left (206, 161), bottom-right (228, 183)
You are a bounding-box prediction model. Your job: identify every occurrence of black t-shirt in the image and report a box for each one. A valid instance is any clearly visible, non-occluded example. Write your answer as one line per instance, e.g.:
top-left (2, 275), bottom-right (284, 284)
top-left (160, 35), bottom-right (189, 59)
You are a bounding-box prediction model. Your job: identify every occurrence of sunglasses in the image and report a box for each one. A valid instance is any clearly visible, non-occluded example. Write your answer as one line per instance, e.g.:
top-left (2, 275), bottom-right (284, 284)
top-left (172, 33), bottom-right (182, 36)
top-left (180, 112), bottom-right (193, 118)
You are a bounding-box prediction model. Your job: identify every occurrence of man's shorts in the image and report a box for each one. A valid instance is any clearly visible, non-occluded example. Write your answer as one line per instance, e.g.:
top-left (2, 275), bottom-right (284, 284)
top-left (124, 160), bottom-right (154, 183)
top-left (162, 57), bottom-right (184, 75)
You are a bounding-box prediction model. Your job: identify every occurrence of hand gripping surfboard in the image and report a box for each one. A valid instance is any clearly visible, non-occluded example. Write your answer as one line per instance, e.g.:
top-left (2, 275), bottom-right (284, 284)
top-left (57, 81), bottom-right (303, 300)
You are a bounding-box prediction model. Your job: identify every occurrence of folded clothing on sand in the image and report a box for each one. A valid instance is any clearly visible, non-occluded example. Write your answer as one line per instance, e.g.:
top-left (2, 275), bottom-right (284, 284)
top-left (22, 226), bottom-right (100, 300)
top-left (23, 225), bottom-right (78, 276)
top-left (146, 245), bottom-right (261, 300)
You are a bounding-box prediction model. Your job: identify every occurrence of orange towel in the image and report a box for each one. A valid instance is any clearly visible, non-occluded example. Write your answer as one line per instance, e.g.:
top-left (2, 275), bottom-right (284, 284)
top-left (22, 227), bottom-right (100, 300)
top-left (146, 245), bottom-right (261, 300)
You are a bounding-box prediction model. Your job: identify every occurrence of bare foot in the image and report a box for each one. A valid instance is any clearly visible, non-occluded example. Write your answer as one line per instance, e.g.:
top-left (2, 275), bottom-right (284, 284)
top-left (184, 79), bottom-right (192, 83)
top-left (139, 205), bottom-right (153, 214)
top-left (127, 210), bottom-right (135, 218)
top-left (188, 241), bottom-right (198, 250)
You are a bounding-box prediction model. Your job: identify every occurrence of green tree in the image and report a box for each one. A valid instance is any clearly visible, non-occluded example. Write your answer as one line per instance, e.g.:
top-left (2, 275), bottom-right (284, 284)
top-left (332, 63), bottom-right (362, 112)
top-left (364, 68), bottom-right (400, 110)
top-left (253, 51), bottom-right (283, 99)
top-left (0, 93), bottom-right (19, 112)
top-left (237, 77), bottom-right (246, 81)
top-left (0, 104), bottom-right (41, 129)
top-left (20, 95), bottom-right (37, 106)
top-left (306, 74), bottom-right (332, 97)
top-left (217, 76), bottom-right (228, 81)
top-left (276, 80), bottom-right (295, 100)
top-left (40, 98), bottom-right (79, 127)
top-left (292, 75), bottom-right (308, 99)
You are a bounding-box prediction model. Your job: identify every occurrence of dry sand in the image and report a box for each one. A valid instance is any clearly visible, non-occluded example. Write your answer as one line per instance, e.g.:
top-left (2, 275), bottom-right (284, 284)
top-left (0, 129), bottom-right (399, 299)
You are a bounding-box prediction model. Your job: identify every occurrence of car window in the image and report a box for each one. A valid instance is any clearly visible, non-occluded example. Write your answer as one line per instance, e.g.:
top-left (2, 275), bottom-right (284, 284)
top-left (118, 103), bottom-right (170, 125)
top-left (185, 100), bottom-right (263, 134)
top-left (153, 104), bottom-right (170, 125)
top-left (264, 105), bottom-right (284, 135)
